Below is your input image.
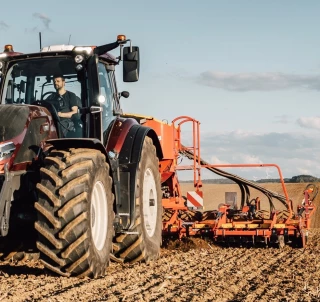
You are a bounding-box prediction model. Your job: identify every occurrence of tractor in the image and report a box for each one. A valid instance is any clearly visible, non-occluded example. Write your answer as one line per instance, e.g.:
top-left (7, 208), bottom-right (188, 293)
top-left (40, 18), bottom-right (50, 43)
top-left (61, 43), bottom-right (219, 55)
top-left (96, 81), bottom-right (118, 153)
top-left (0, 36), bottom-right (163, 277)
top-left (0, 35), bottom-right (316, 279)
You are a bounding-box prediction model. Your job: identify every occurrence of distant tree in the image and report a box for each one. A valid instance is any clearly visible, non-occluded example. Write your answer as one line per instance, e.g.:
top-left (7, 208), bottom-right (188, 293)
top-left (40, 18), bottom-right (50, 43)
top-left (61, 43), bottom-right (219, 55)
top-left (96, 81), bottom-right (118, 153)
top-left (290, 175), bottom-right (319, 183)
top-left (180, 175), bottom-right (319, 184)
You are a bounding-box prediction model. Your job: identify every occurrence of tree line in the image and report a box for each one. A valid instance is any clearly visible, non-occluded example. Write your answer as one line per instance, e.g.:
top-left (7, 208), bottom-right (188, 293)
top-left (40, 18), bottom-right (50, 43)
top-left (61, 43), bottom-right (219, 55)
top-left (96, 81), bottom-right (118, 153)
top-left (180, 175), bottom-right (319, 184)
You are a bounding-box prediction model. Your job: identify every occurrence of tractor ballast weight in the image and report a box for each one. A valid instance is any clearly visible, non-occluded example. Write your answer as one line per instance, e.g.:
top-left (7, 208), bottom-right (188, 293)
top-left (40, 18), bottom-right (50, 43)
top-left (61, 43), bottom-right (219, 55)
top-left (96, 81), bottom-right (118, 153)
top-left (0, 36), bottom-right (163, 277)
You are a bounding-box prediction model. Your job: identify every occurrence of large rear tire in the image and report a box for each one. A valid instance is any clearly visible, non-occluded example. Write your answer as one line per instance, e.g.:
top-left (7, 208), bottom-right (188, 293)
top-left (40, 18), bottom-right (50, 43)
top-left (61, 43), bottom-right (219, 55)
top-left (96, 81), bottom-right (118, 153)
top-left (112, 137), bottom-right (162, 263)
top-left (35, 148), bottom-right (114, 277)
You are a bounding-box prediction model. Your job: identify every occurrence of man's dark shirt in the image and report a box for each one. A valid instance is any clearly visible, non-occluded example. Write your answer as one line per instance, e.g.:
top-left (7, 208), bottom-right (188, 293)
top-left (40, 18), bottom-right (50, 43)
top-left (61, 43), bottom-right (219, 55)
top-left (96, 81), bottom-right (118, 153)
top-left (50, 91), bottom-right (78, 119)
top-left (47, 90), bottom-right (79, 136)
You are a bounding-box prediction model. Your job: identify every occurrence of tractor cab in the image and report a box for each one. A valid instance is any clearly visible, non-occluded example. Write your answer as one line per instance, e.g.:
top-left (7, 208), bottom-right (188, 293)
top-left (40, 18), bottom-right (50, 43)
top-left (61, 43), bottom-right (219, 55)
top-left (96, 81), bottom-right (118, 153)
top-left (0, 35), bottom-right (139, 140)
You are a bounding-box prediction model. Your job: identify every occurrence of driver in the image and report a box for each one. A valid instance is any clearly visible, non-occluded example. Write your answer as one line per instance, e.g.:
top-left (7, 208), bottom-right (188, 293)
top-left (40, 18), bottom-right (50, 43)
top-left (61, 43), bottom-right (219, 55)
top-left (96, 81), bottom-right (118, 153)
top-left (49, 75), bottom-right (79, 136)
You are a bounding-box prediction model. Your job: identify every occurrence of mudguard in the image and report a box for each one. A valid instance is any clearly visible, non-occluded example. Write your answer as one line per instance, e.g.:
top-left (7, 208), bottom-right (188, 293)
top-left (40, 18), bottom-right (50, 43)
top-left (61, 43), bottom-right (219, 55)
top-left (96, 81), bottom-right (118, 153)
top-left (45, 138), bottom-right (108, 158)
top-left (117, 124), bottom-right (163, 229)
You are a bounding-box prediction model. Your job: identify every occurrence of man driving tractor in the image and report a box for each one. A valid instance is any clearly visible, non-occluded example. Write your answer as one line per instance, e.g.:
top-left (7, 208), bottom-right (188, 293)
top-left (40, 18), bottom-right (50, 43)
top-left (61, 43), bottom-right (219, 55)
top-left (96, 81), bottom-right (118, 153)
top-left (48, 74), bottom-right (79, 136)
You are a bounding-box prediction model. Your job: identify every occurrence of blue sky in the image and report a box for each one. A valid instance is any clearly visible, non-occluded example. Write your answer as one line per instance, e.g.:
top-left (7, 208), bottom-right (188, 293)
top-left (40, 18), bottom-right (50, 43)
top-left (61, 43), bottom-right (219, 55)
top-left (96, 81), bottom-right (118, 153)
top-left (1, 0), bottom-right (320, 180)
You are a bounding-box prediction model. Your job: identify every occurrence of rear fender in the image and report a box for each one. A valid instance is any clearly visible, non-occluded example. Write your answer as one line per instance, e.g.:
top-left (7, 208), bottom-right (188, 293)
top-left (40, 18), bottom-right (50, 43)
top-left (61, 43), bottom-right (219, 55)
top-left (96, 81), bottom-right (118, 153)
top-left (106, 117), bottom-right (138, 154)
top-left (45, 138), bottom-right (108, 159)
top-left (117, 125), bottom-right (163, 230)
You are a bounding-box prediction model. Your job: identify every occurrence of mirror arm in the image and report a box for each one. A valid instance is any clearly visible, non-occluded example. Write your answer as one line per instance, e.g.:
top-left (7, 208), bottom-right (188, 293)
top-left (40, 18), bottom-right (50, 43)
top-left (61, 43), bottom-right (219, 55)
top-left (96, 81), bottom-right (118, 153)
top-left (119, 39), bottom-right (132, 61)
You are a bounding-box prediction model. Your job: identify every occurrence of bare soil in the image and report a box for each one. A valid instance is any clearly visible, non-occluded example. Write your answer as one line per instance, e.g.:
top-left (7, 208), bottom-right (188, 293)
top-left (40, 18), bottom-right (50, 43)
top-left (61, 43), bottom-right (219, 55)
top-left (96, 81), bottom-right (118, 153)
top-left (0, 183), bottom-right (319, 302)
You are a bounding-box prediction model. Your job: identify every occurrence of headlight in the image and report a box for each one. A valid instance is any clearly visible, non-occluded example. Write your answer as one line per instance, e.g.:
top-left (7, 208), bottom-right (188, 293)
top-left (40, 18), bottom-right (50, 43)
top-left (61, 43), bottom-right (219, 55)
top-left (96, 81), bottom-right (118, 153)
top-left (74, 54), bottom-right (84, 64)
top-left (98, 95), bottom-right (106, 104)
top-left (0, 53), bottom-right (7, 59)
top-left (0, 142), bottom-right (15, 161)
top-left (73, 46), bottom-right (93, 55)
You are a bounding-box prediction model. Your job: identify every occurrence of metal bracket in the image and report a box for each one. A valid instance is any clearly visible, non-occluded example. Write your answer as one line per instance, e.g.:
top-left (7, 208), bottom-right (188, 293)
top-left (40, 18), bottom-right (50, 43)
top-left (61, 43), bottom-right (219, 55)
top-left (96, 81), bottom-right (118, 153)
top-left (120, 231), bottom-right (139, 235)
top-left (0, 164), bottom-right (13, 236)
top-left (90, 106), bottom-right (102, 113)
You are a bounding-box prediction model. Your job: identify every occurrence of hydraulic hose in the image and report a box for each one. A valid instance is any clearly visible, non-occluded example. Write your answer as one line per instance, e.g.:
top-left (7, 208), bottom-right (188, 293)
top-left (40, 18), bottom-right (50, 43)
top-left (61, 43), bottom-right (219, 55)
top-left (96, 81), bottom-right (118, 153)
top-left (180, 148), bottom-right (287, 210)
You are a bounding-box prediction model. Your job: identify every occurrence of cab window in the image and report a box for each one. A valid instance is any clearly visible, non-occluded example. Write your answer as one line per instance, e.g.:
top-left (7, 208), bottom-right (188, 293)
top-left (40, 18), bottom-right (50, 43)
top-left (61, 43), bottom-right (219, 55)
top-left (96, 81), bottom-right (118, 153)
top-left (98, 63), bottom-right (115, 132)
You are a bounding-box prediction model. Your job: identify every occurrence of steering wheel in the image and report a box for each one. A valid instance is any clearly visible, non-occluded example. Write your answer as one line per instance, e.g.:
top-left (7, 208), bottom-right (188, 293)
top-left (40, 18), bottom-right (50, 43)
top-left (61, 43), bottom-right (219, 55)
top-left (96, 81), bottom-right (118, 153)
top-left (41, 91), bottom-right (56, 101)
top-left (31, 100), bottom-right (60, 122)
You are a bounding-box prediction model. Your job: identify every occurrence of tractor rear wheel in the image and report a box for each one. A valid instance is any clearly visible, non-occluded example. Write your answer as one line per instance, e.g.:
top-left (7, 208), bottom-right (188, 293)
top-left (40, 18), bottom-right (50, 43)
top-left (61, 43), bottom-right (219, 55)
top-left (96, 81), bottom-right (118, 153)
top-left (35, 148), bottom-right (114, 277)
top-left (112, 137), bottom-right (162, 263)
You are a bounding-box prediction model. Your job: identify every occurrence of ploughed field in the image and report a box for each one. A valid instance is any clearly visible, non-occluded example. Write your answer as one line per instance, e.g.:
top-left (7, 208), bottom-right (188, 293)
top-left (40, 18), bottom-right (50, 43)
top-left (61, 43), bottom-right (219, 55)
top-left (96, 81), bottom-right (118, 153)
top-left (0, 183), bottom-right (319, 302)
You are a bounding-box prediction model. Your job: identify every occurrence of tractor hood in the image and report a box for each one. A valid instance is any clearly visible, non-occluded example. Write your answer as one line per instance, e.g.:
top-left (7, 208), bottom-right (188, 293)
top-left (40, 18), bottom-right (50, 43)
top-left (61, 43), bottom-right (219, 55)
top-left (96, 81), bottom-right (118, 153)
top-left (0, 105), bottom-right (29, 141)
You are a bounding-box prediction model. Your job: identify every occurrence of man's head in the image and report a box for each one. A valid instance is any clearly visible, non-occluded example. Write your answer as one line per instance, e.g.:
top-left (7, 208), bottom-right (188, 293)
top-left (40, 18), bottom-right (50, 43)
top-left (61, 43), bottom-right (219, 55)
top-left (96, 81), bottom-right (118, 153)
top-left (53, 75), bottom-right (65, 92)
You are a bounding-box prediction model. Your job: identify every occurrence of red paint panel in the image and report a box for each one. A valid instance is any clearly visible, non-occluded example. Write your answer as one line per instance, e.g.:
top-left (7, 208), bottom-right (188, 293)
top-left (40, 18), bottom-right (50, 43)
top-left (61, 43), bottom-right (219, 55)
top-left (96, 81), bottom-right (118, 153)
top-left (106, 117), bottom-right (138, 153)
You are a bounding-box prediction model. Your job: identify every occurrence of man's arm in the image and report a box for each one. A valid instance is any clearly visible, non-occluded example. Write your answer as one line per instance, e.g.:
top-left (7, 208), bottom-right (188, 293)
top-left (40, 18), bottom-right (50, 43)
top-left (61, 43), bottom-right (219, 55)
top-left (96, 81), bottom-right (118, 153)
top-left (58, 106), bottom-right (78, 118)
top-left (58, 91), bottom-right (79, 118)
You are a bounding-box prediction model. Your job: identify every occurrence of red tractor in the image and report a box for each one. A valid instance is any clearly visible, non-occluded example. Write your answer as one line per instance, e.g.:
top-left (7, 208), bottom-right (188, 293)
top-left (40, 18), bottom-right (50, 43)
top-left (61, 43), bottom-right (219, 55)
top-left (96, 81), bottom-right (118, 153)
top-left (0, 36), bottom-right (163, 277)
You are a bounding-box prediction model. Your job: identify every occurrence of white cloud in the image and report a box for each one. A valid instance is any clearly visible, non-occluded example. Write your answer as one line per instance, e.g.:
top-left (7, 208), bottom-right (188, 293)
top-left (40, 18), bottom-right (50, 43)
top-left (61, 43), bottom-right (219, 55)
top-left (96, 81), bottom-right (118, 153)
top-left (274, 115), bottom-right (291, 124)
top-left (197, 71), bottom-right (320, 92)
top-left (238, 154), bottom-right (263, 164)
top-left (297, 116), bottom-right (320, 130)
top-left (197, 130), bottom-right (320, 180)
top-left (210, 155), bottom-right (230, 164)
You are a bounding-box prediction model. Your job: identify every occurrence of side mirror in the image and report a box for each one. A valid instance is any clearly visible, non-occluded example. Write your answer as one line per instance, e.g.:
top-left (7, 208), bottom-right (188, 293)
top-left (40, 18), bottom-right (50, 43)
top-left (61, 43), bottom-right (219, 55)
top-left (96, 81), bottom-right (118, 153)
top-left (123, 46), bottom-right (140, 82)
top-left (120, 91), bottom-right (130, 98)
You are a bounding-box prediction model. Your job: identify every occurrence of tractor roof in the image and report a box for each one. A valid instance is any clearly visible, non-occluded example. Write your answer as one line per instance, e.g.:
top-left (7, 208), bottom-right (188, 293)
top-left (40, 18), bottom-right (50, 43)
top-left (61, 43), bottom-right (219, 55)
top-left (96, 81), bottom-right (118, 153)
top-left (0, 43), bottom-right (119, 64)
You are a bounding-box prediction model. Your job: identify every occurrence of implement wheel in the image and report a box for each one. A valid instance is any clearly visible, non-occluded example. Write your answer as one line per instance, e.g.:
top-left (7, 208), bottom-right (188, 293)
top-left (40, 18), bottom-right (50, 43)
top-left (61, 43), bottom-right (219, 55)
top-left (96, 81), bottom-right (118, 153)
top-left (112, 137), bottom-right (162, 263)
top-left (35, 148), bottom-right (114, 277)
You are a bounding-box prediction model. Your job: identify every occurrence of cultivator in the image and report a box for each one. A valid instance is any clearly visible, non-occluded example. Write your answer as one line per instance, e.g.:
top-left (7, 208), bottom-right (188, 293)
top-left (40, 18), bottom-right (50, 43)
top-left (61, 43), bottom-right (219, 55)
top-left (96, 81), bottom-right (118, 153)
top-left (125, 114), bottom-right (318, 248)
top-left (191, 184), bottom-right (316, 248)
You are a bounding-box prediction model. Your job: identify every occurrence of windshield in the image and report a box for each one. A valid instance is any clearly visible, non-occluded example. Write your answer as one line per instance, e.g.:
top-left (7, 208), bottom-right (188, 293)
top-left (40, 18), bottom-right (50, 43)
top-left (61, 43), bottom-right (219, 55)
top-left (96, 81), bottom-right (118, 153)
top-left (1, 57), bottom-right (85, 138)
top-left (1, 57), bottom-right (82, 105)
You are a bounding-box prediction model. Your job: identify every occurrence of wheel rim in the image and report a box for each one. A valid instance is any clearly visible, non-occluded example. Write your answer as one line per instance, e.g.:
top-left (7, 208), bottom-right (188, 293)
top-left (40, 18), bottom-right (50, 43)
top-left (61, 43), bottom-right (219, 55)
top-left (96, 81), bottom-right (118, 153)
top-left (143, 168), bottom-right (158, 237)
top-left (91, 181), bottom-right (108, 251)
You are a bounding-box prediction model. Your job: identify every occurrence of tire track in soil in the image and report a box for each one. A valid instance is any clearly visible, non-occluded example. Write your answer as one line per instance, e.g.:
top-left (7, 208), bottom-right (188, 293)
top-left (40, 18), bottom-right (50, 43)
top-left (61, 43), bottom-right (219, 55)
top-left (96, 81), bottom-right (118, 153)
top-left (0, 250), bottom-right (274, 301)
top-left (230, 248), bottom-right (306, 302)
top-left (257, 251), bottom-right (320, 301)
top-left (51, 250), bottom-right (214, 302)
top-left (207, 248), bottom-right (285, 301)
top-left (0, 266), bottom-right (87, 302)
top-left (250, 249), bottom-right (312, 302)
top-left (145, 248), bottom-right (259, 302)
top-left (0, 248), bottom-right (250, 302)
top-left (1, 236), bottom-right (320, 301)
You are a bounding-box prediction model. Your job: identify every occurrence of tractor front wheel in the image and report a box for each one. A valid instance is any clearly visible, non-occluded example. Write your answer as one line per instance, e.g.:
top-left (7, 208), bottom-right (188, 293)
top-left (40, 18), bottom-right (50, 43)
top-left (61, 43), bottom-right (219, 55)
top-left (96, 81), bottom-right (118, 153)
top-left (35, 148), bottom-right (114, 277)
